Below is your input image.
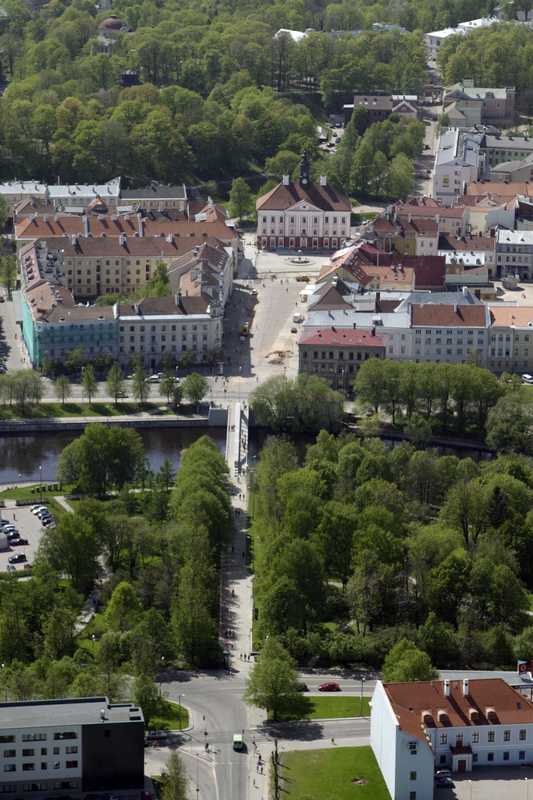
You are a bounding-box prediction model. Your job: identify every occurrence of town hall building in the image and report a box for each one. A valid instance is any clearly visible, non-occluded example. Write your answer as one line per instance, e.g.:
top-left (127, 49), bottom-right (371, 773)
top-left (255, 153), bottom-right (351, 251)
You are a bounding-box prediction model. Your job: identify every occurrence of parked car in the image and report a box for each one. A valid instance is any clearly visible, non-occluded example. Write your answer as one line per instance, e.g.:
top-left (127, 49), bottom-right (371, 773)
top-left (319, 682), bottom-right (341, 692)
top-left (522, 374), bottom-right (533, 385)
top-left (10, 538), bottom-right (28, 546)
top-left (147, 374), bottom-right (160, 383)
top-left (42, 518), bottom-right (55, 527)
top-left (8, 553), bottom-right (26, 564)
top-left (37, 510), bottom-right (51, 520)
top-left (435, 777), bottom-right (453, 788)
top-left (31, 505), bottom-right (47, 514)
top-left (6, 530), bottom-right (20, 539)
top-left (434, 770), bottom-right (451, 779)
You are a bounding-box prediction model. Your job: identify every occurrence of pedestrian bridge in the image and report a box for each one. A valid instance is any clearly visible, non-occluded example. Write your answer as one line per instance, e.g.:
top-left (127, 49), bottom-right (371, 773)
top-left (225, 401), bottom-right (249, 479)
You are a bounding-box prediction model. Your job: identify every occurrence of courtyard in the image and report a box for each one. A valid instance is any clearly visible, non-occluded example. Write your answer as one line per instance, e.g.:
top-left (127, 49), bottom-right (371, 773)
top-left (441, 766), bottom-right (533, 800)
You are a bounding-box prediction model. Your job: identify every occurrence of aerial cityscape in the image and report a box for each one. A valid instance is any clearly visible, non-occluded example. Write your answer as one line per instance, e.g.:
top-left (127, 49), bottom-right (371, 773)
top-left (2, 1), bottom-right (533, 799)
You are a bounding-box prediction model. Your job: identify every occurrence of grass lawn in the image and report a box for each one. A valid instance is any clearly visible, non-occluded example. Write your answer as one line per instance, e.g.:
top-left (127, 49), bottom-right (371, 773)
top-left (305, 696), bottom-right (370, 719)
top-left (0, 402), bottom-right (173, 419)
top-left (281, 746), bottom-right (390, 800)
top-left (149, 700), bottom-right (189, 731)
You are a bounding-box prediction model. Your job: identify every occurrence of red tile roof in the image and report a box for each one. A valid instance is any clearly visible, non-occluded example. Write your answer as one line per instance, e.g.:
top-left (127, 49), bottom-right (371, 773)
top-left (15, 214), bottom-right (234, 242)
top-left (256, 181), bottom-right (351, 212)
top-left (439, 233), bottom-right (495, 252)
top-left (411, 303), bottom-right (486, 327)
top-left (384, 679), bottom-right (533, 742)
top-left (34, 235), bottom-right (226, 258)
top-left (299, 327), bottom-right (386, 347)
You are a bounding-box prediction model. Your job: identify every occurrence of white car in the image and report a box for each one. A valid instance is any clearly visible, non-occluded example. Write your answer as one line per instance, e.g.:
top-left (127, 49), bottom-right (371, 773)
top-left (31, 505), bottom-right (47, 514)
top-left (147, 374), bottom-right (160, 383)
top-left (522, 374), bottom-right (533, 384)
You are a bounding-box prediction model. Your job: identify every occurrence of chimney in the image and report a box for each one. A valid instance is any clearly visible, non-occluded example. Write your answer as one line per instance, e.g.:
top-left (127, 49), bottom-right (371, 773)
top-left (137, 212), bottom-right (144, 238)
top-left (320, 175), bottom-right (327, 186)
top-left (443, 679), bottom-right (451, 697)
top-left (82, 214), bottom-right (89, 237)
top-left (282, 175), bottom-right (290, 185)
top-left (462, 679), bottom-right (469, 697)
top-left (371, 326), bottom-right (376, 336)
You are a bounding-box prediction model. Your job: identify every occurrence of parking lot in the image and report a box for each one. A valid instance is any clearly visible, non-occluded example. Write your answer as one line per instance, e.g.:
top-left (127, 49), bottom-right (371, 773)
top-left (440, 766), bottom-right (533, 799)
top-left (0, 505), bottom-right (52, 573)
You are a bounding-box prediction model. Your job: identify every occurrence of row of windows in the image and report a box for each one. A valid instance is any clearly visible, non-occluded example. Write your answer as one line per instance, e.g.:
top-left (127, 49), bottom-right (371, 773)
top-left (3, 746), bottom-right (77, 758)
top-left (261, 215), bottom-right (347, 225)
top-left (120, 335), bottom-right (208, 344)
top-left (0, 734), bottom-right (76, 744)
top-left (120, 325), bottom-right (208, 333)
top-left (4, 761), bottom-right (78, 772)
top-left (440, 729), bottom-right (527, 744)
top-left (302, 350), bottom-right (378, 361)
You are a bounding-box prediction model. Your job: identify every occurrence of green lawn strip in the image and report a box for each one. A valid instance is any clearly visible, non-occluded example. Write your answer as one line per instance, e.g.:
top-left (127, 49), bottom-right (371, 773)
top-left (149, 700), bottom-right (189, 731)
top-left (0, 402), bottom-right (174, 419)
top-left (281, 746), bottom-right (390, 800)
top-left (305, 696), bottom-right (370, 719)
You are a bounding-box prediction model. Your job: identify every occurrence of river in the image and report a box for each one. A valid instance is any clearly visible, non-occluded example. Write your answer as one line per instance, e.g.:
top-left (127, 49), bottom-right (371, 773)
top-left (0, 427), bottom-right (227, 484)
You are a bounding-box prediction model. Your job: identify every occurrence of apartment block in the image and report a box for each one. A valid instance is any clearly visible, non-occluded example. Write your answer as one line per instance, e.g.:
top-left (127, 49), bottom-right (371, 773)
top-left (0, 697), bottom-right (144, 800)
top-left (496, 229), bottom-right (533, 279)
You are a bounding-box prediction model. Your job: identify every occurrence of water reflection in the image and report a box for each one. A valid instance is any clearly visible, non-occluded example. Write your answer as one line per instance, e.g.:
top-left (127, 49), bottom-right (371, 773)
top-left (0, 427), bottom-right (226, 483)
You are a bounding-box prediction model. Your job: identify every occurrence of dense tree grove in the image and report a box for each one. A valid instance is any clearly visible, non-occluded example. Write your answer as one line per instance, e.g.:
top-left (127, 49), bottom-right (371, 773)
top-left (437, 24), bottom-right (533, 91)
top-left (0, 0), bottom-right (495, 186)
top-left (0, 434), bottom-right (230, 704)
top-left (250, 430), bottom-right (533, 671)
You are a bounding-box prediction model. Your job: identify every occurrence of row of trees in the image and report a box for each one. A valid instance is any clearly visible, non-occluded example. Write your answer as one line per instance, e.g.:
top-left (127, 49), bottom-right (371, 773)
top-left (0, 369), bottom-right (42, 410)
top-left (249, 429), bottom-right (533, 672)
top-left (354, 358), bottom-right (505, 434)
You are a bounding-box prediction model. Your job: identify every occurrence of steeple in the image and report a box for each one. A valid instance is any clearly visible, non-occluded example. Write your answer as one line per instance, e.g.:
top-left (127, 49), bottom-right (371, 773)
top-left (299, 151), bottom-right (310, 186)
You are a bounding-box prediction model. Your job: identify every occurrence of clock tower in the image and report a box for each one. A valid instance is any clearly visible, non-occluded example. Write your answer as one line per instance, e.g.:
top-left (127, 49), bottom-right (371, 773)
top-left (299, 151), bottom-right (310, 186)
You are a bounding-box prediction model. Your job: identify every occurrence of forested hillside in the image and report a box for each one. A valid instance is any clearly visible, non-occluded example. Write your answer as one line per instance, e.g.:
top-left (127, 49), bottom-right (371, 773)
top-left (0, 0), bottom-right (496, 185)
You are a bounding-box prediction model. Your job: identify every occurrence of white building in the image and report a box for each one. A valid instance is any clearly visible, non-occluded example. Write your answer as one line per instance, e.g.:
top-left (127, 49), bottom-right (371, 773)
top-left (0, 696), bottom-right (144, 800)
top-left (371, 678), bottom-right (533, 800)
top-left (425, 16), bottom-right (499, 62)
top-left (256, 152), bottom-right (351, 251)
top-left (433, 129), bottom-right (484, 205)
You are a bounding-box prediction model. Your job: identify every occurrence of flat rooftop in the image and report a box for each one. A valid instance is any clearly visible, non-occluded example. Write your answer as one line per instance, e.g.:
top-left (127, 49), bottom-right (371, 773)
top-left (0, 697), bottom-right (143, 728)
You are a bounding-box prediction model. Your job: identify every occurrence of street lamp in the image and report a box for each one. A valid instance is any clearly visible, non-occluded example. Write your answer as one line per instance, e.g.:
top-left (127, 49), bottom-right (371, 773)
top-left (360, 676), bottom-right (366, 715)
top-left (177, 693), bottom-right (185, 731)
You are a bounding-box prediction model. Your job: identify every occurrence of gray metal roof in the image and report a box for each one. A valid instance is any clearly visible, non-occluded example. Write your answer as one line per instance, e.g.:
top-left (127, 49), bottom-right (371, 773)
top-left (0, 698), bottom-right (143, 728)
top-left (485, 135), bottom-right (533, 151)
top-left (122, 183), bottom-right (187, 200)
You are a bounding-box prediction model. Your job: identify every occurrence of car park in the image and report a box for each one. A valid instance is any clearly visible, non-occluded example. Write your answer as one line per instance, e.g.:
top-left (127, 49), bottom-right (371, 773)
top-left (8, 553), bottom-right (26, 564)
top-left (319, 682), bottom-right (341, 692)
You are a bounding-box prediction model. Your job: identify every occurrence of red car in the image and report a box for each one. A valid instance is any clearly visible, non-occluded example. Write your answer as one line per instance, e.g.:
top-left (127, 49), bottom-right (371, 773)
top-left (319, 682), bottom-right (341, 692)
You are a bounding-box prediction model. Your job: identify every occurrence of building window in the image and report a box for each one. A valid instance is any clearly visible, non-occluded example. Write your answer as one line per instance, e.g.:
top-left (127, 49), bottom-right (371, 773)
top-left (3, 766), bottom-right (15, 773)
top-left (408, 742), bottom-right (417, 755)
top-left (472, 733), bottom-right (479, 744)
top-left (22, 750), bottom-right (34, 757)
top-left (3, 751), bottom-right (15, 758)
top-left (503, 752), bottom-right (510, 761)
top-left (22, 735), bottom-right (46, 742)
top-left (65, 747), bottom-right (78, 755)
top-left (439, 755), bottom-right (446, 764)
top-left (22, 765), bottom-right (35, 772)
top-left (53, 733), bottom-right (77, 741)
top-left (520, 730), bottom-right (527, 741)
top-left (409, 793), bottom-right (416, 800)
top-left (410, 771), bottom-right (417, 780)
top-left (488, 732), bottom-right (495, 743)
top-left (65, 761), bottom-right (78, 769)
top-left (520, 751), bottom-right (526, 760)
top-left (504, 731), bottom-right (511, 742)
top-left (488, 753), bottom-right (494, 762)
